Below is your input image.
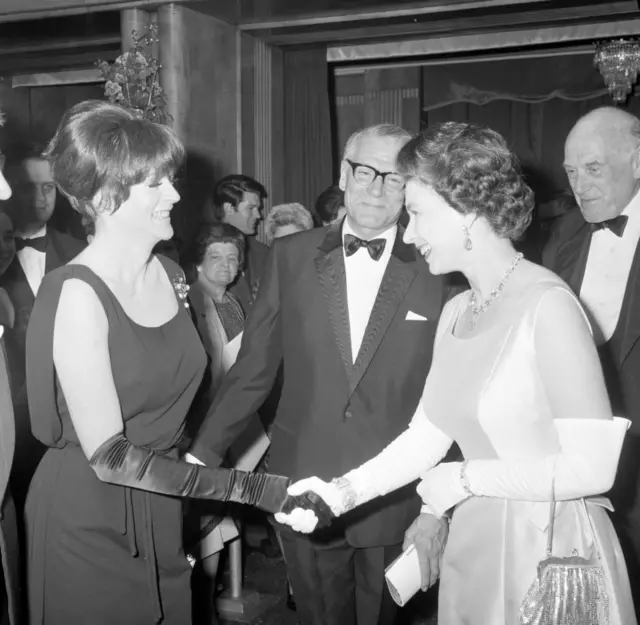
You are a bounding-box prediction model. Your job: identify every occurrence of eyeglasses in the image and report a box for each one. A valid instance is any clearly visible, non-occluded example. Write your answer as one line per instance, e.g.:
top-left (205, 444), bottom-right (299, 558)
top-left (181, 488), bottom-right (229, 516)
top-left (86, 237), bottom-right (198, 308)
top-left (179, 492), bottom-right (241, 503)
top-left (345, 159), bottom-right (405, 193)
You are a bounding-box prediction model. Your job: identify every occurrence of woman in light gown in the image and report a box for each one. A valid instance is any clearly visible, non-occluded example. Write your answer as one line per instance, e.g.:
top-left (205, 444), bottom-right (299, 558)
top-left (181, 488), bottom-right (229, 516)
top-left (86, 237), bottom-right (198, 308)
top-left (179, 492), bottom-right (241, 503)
top-left (277, 122), bottom-right (637, 624)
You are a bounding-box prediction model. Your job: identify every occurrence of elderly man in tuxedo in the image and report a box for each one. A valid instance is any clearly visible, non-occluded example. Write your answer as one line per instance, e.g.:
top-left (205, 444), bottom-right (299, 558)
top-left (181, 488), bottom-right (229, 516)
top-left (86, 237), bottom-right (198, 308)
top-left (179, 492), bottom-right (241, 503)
top-left (188, 124), bottom-right (448, 625)
top-left (544, 106), bottom-right (640, 612)
top-left (0, 134), bottom-right (20, 625)
top-left (0, 143), bottom-right (85, 508)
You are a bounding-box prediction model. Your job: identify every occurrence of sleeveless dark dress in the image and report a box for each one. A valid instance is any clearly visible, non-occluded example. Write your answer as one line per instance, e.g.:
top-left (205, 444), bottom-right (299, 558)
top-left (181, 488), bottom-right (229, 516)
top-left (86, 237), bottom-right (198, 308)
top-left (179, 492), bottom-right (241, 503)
top-left (24, 256), bottom-right (207, 625)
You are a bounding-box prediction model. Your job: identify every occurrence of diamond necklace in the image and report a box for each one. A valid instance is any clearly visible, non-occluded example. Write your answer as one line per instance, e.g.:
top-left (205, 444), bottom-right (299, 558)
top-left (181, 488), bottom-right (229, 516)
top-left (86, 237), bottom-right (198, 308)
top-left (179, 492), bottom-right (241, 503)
top-left (467, 252), bottom-right (523, 330)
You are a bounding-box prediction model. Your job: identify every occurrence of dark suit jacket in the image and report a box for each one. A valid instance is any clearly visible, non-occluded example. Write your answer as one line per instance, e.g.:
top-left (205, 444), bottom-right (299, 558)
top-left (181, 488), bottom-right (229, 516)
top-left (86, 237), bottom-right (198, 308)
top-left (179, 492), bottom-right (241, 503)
top-left (0, 334), bottom-right (20, 625)
top-left (0, 227), bottom-right (85, 506)
top-left (543, 208), bottom-right (640, 431)
top-left (192, 222), bottom-right (446, 548)
top-left (229, 237), bottom-right (270, 313)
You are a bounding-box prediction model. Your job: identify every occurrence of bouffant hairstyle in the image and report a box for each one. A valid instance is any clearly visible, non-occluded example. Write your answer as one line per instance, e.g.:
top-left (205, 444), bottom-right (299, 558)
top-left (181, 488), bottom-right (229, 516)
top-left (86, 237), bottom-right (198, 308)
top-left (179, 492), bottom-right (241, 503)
top-left (397, 122), bottom-right (534, 240)
top-left (192, 222), bottom-right (246, 270)
top-left (44, 100), bottom-right (185, 221)
top-left (210, 174), bottom-right (268, 223)
top-left (265, 202), bottom-right (314, 241)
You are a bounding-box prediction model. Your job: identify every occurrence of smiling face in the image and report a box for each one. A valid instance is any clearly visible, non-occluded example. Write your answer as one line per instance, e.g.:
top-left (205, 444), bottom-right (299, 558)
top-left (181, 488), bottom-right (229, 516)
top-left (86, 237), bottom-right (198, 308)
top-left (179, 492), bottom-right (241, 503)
top-left (106, 175), bottom-right (180, 242)
top-left (197, 241), bottom-right (240, 288)
top-left (403, 180), bottom-right (468, 274)
top-left (339, 134), bottom-right (407, 238)
top-left (224, 191), bottom-right (262, 236)
top-left (564, 122), bottom-right (640, 222)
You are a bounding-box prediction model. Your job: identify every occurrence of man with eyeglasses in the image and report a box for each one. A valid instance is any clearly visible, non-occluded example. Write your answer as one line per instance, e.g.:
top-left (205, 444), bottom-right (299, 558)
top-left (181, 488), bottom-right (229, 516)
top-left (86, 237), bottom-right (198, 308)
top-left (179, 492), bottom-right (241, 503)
top-left (187, 124), bottom-right (448, 625)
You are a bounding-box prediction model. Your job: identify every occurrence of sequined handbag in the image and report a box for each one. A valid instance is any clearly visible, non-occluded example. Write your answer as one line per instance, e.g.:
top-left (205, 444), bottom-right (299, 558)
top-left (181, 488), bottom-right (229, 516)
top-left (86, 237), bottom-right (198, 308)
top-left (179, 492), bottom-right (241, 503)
top-left (519, 498), bottom-right (609, 625)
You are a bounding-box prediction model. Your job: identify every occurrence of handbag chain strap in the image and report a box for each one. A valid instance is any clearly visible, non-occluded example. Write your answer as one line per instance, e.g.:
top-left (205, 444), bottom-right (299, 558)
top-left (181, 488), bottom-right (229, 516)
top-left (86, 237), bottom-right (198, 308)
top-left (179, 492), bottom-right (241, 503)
top-left (545, 467), bottom-right (599, 559)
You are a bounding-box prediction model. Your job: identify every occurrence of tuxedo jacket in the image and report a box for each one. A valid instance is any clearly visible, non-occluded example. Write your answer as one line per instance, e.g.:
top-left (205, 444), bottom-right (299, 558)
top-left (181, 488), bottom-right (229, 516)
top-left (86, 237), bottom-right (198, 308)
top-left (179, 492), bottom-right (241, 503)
top-left (229, 237), bottom-right (270, 313)
top-left (0, 228), bottom-right (85, 508)
top-left (192, 221), bottom-right (447, 547)
top-left (0, 228), bottom-right (85, 389)
top-left (543, 208), bottom-right (640, 433)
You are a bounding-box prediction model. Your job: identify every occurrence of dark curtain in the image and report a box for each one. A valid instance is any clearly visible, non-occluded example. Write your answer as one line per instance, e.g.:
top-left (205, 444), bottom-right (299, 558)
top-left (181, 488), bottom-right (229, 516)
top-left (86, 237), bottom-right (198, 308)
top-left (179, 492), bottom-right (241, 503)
top-left (283, 46), bottom-right (334, 212)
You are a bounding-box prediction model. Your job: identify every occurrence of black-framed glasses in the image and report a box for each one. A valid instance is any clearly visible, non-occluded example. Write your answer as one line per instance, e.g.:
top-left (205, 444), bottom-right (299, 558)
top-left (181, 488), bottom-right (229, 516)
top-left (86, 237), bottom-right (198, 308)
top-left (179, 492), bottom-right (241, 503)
top-left (345, 159), bottom-right (405, 193)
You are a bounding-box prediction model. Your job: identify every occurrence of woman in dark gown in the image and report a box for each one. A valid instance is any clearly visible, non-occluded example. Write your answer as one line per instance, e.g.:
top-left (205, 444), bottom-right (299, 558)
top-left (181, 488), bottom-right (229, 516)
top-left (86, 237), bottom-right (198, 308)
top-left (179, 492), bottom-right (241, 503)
top-left (24, 101), bottom-right (293, 625)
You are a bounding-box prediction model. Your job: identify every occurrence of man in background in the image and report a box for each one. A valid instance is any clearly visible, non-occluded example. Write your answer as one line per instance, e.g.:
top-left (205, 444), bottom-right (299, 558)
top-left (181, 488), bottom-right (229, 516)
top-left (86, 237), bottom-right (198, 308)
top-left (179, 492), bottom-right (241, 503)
top-left (205, 174), bottom-right (269, 312)
top-left (544, 106), bottom-right (640, 613)
top-left (0, 143), bottom-right (84, 508)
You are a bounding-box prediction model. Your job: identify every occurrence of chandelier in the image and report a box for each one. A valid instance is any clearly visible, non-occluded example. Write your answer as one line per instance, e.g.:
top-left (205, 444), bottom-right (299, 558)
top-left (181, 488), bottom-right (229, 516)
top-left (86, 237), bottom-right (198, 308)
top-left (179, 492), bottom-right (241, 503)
top-left (594, 38), bottom-right (640, 104)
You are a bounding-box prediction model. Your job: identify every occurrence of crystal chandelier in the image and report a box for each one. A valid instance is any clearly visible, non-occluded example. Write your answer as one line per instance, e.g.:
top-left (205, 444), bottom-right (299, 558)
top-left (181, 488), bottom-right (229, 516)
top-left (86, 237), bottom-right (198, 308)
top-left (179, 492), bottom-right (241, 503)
top-left (594, 38), bottom-right (640, 104)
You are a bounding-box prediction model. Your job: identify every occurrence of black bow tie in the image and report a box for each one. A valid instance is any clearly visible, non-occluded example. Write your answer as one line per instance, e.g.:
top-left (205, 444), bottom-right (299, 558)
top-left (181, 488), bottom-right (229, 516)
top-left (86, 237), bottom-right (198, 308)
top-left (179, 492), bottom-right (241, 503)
top-left (344, 234), bottom-right (387, 261)
top-left (589, 215), bottom-right (628, 238)
top-left (15, 235), bottom-right (47, 253)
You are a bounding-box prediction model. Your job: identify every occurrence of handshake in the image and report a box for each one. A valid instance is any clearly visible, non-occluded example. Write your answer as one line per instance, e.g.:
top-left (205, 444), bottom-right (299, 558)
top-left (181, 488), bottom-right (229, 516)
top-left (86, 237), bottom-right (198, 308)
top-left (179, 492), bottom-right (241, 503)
top-left (275, 476), bottom-right (347, 533)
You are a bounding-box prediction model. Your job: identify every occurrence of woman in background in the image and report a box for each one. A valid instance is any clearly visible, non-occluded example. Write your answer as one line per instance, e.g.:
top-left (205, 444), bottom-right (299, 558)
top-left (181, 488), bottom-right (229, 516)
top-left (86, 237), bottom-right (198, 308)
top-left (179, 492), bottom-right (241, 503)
top-left (24, 100), bottom-right (293, 625)
top-left (265, 202), bottom-right (314, 243)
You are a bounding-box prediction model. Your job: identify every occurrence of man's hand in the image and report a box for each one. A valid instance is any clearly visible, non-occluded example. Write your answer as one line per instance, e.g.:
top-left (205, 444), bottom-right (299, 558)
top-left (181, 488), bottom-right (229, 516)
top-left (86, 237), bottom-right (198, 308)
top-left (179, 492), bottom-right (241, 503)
top-left (402, 513), bottom-right (449, 591)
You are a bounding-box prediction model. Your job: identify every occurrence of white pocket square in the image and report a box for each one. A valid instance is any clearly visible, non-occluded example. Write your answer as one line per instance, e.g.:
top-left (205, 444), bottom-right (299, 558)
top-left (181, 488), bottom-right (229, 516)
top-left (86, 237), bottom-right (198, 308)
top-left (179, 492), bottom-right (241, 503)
top-left (406, 311), bottom-right (428, 321)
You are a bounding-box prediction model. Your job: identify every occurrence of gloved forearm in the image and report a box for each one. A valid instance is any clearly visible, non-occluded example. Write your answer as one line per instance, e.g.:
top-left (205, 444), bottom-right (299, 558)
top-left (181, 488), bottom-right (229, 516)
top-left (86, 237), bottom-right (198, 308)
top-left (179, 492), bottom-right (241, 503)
top-left (90, 432), bottom-right (290, 513)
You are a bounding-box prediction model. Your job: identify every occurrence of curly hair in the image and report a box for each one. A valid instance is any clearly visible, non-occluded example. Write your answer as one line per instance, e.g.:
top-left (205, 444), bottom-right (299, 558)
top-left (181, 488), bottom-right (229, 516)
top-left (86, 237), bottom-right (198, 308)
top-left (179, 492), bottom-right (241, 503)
top-left (192, 222), bottom-right (246, 269)
top-left (265, 202), bottom-right (314, 241)
top-left (397, 122), bottom-right (534, 240)
top-left (44, 100), bottom-right (184, 221)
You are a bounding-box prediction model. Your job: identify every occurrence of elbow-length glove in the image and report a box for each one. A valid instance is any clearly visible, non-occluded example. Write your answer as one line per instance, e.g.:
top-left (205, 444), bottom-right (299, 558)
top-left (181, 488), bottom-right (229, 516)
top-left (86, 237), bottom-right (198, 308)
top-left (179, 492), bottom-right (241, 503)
top-left (275, 407), bottom-right (453, 532)
top-left (417, 417), bottom-right (630, 518)
top-left (90, 432), bottom-right (302, 515)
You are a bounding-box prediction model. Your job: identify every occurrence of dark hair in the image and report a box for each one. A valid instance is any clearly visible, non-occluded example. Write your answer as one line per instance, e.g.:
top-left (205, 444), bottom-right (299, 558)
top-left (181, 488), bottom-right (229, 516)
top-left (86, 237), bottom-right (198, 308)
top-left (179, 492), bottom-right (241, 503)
top-left (210, 174), bottom-right (267, 222)
top-left (44, 100), bottom-right (185, 220)
top-left (193, 223), bottom-right (246, 270)
top-left (314, 185), bottom-right (344, 224)
top-left (5, 141), bottom-right (49, 169)
top-left (398, 122), bottom-right (534, 240)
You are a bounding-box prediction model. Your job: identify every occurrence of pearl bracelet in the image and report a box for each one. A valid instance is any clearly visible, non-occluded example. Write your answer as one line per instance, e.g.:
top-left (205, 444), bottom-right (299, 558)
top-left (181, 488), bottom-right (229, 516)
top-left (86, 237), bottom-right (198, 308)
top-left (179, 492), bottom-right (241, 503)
top-left (459, 461), bottom-right (473, 497)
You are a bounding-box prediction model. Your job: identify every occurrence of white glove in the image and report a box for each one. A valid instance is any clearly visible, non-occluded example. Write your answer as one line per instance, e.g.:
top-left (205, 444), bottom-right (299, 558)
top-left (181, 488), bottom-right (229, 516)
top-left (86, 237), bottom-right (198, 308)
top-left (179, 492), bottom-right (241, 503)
top-left (417, 463), bottom-right (468, 517)
top-left (417, 418), bottom-right (629, 513)
top-left (274, 476), bottom-right (344, 533)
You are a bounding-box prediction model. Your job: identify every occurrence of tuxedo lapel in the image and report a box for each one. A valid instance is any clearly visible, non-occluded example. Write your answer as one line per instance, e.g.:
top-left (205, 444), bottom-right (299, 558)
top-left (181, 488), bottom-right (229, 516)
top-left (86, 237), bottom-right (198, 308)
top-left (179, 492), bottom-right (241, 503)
top-left (315, 222), bottom-right (354, 390)
top-left (351, 231), bottom-right (417, 394)
top-left (45, 230), bottom-right (65, 273)
top-left (553, 222), bottom-right (591, 294)
top-left (617, 241), bottom-right (640, 365)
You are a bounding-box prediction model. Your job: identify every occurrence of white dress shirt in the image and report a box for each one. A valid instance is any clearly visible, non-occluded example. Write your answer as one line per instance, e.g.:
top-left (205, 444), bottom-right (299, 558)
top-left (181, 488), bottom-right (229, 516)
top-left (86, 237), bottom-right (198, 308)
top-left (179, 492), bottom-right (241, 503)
top-left (580, 191), bottom-right (640, 346)
top-left (342, 220), bottom-right (397, 363)
top-left (16, 225), bottom-right (47, 297)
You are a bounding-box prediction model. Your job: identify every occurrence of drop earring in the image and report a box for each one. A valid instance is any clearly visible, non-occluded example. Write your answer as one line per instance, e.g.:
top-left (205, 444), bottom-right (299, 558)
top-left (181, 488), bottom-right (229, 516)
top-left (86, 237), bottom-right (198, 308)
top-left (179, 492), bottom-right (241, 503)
top-left (463, 225), bottom-right (473, 251)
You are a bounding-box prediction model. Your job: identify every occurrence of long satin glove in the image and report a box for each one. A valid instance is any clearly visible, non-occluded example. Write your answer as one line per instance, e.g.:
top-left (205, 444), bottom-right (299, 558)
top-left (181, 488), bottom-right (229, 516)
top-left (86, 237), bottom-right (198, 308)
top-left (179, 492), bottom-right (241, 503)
top-left (417, 417), bottom-right (630, 517)
top-left (90, 432), bottom-right (296, 514)
top-left (275, 406), bottom-right (453, 533)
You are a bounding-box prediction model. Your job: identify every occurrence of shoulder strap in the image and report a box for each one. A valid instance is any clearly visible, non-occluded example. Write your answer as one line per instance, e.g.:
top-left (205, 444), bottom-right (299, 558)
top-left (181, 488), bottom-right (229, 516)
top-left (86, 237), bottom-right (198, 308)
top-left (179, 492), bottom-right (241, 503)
top-left (25, 264), bottom-right (115, 448)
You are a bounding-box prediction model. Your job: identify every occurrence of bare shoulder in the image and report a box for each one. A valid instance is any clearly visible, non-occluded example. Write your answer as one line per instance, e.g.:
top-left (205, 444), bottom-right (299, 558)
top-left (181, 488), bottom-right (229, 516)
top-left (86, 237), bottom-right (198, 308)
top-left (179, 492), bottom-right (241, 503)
top-left (56, 277), bottom-right (108, 331)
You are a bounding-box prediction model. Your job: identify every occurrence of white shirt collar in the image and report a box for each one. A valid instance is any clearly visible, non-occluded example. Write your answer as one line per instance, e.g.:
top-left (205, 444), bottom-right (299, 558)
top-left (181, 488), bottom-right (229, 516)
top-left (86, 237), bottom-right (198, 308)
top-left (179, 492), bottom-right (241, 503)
top-left (16, 225), bottom-right (47, 240)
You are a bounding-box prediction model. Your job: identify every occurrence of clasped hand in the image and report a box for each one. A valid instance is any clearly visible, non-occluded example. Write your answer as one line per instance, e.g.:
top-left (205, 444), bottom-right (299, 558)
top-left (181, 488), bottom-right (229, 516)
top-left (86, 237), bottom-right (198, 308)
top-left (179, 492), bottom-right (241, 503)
top-left (277, 476), bottom-right (341, 533)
